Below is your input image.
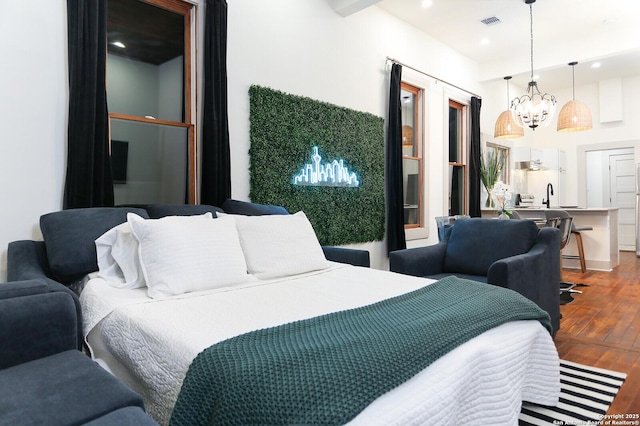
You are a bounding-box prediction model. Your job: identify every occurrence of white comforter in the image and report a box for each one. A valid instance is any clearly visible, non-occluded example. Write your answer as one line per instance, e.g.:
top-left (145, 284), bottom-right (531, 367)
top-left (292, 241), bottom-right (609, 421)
top-left (81, 263), bottom-right (560, 425)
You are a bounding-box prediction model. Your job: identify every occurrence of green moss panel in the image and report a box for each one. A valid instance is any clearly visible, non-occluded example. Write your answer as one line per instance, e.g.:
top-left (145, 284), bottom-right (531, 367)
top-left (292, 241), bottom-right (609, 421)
top-left (249, 85), bottom-right (385, 246)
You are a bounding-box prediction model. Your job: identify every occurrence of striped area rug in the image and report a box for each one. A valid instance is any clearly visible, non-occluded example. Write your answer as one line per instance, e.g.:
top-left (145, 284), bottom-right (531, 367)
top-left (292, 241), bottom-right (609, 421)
top-left (520, 360), bottom-right (627, 425)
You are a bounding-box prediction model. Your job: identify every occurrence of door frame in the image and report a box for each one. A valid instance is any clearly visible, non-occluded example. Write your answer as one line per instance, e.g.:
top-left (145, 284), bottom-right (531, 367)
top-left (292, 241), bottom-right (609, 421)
top-left (578, 140), bottom-right (640, 207)
top-left (607, 150), bottom-right (635, 251)
top-left (578, 140), bottom-right (639, 251)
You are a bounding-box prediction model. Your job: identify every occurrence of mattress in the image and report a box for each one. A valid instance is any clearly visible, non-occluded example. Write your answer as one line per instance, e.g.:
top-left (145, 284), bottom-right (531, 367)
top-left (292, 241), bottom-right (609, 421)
top-left (81, 263), bottom-right (560, 425)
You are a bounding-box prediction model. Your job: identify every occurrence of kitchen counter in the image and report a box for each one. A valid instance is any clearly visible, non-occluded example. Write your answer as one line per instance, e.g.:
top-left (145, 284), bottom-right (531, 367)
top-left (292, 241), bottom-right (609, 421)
top-left (512, 207), bottom-right (613, 212)
top-left (481, 207), bottom-right (619, 271)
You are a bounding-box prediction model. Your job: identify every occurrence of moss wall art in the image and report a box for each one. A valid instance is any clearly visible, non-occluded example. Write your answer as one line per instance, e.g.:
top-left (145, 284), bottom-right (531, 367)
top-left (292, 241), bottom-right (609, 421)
top-left (248, 85), bottom-right (385, 246)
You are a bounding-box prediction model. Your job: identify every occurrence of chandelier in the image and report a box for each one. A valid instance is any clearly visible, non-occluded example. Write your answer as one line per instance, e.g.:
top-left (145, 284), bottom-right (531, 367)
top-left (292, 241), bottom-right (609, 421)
top-left (510, 0), bottom-right (556, 130)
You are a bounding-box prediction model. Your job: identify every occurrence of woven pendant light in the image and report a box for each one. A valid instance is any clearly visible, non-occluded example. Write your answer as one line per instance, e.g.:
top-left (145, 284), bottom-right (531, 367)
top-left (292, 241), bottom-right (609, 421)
top-left (494, 76), bottom-right (524, 139)
top-left (557, 62), bottom-right (592, 132)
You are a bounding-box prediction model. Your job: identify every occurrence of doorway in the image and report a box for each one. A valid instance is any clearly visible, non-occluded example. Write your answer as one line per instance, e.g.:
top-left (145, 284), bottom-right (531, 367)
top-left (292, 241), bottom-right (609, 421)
top-left (585, 147), bottom-right (636, 251)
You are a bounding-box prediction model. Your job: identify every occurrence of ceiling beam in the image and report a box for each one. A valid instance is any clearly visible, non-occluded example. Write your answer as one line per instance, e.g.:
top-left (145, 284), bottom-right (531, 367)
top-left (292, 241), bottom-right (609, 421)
top-left (328, 0), bottom-right (382, 17)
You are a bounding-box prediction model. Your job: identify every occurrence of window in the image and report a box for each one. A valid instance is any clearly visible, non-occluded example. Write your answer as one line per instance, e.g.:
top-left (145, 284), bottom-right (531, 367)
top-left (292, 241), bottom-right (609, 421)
top-left (401, 82), bottom-right (424, 229)
top-left (107, 0), bottom-right (196, 205)
top-left (448, 100), bottom-right (466, 215)
top-left (485, 142), bottom-right (510, 184)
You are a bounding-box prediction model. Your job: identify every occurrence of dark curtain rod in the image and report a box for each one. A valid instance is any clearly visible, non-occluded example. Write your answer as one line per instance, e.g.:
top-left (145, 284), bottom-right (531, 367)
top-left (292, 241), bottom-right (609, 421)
top-left (386, 57), bottom-right (482, 99)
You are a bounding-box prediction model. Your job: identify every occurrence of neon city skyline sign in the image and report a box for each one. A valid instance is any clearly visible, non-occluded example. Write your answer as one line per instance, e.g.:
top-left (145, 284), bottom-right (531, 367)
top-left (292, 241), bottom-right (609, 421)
top-left (293, 146), bottom-right (360, 187)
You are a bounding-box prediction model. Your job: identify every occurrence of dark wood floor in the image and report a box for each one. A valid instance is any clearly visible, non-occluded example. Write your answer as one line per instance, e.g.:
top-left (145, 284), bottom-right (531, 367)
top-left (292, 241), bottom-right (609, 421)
top-left (554, 250), bottom-right (640, 414)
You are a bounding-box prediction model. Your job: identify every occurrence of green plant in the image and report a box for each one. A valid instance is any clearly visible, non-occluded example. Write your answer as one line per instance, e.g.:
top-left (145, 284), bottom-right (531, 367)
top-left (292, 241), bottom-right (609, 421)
top-left (248, 85), bottom-right (385, 246)
top-left (480, 150), bottom-right (505, 192)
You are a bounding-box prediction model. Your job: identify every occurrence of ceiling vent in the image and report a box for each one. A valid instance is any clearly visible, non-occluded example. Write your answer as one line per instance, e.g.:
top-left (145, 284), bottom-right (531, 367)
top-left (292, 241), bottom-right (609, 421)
top-left (481, 16), bottom-right (502, 26)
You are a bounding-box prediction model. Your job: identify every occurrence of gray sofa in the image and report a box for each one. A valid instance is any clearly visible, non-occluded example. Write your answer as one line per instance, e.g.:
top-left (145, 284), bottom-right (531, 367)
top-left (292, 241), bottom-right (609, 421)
top-left (389, 218), bottom-right (562, 334)
top-left (3, 199), bottom-right (369, 425)
top-left (8, 200), bottom-right (369, 292)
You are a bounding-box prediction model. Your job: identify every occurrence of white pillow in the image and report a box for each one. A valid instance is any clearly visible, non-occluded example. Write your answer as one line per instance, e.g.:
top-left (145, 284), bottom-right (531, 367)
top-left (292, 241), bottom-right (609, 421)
top-left (95, 223), bottom-right (126, 283)
top-left (127, 212), bottom-right (251, 299)
top-left (231, 211), bottom-right (330, 279)
top-left (95, 222), bottom-right (146, 289)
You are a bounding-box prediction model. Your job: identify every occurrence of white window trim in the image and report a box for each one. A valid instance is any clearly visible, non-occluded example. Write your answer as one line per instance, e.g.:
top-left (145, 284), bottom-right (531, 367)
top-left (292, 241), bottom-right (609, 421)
top-left (401, 70), bottom-right (430, 241)
top-left (443, 87), bottom-right (470, 216)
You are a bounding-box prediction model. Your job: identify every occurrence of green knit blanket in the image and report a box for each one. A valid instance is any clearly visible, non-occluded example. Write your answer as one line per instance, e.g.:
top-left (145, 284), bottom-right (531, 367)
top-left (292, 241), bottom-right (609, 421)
top-left (170, 276), bottom-right (551, 426)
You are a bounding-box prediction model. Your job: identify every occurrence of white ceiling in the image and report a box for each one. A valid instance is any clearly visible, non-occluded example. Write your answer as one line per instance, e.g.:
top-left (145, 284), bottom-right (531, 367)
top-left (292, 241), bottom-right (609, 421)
top-left (374, 0), bottom-right (640, 91)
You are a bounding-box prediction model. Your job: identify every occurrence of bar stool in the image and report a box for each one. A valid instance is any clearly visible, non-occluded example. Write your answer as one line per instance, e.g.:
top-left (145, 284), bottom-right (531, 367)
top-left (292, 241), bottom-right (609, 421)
top-left (567, 223), bottom-right (592, 273)
top-left (545, 209), bottom-right (591, 272)
top-left (545, 211), bottom-right (579, 299)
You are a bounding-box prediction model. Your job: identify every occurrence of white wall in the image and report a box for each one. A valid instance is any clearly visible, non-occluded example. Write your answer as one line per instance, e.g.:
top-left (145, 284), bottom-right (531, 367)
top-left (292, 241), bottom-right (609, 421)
top-left (0, 1), bottom-right (67, 280)
top-left (0, 0), bottom-right (483, 278)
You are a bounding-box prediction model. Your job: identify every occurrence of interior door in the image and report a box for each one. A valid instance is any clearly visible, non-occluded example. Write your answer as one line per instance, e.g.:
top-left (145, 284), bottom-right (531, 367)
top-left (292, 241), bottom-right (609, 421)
top-left (609, 152), bottom-right (636, 251)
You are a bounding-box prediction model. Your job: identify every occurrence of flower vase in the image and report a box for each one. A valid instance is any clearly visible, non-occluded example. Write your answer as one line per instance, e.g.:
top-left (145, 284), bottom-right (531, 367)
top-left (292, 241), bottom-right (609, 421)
top-left (485, 190), bottom-right (495, 208)
top-left (498, 211), bottom-right (510, 220)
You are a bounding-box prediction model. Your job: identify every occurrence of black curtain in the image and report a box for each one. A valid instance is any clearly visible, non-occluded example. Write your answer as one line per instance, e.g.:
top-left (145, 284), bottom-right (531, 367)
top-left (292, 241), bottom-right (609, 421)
top-left (64, 0), bottom-right (114, 209)
top-left (469, 96), bottom-right (482, 217)
top-left (200, 0), bottom-right (231, 207)
top-left (386, 64), bottom-right (406, 254)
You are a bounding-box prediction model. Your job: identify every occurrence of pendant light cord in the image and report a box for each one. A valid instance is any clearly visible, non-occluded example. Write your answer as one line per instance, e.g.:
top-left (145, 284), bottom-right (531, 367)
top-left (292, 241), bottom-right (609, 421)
top-left (572, 65), bottom-right (576, 100)
top-left (507, 79), bottom-right (510, 109)
top-left (505, 76), bottom-right (512, 109)
top-left (529, 3), bottom-right (534, 82)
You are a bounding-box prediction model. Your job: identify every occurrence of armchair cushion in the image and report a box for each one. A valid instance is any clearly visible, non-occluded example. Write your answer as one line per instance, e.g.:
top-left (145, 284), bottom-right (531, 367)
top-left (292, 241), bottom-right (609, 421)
top-left (321, 246), bottom-right (370, 267)
top-left (40, 207), bottom-right (149, 283)
top-left (443, 219), bottom-right (539, 276)
top-left (221, 198), bottom-right (289, 216)
top-left (145, 203), bottom-right (223, 219)
top-left (0, 350), bottom-right (146, 426)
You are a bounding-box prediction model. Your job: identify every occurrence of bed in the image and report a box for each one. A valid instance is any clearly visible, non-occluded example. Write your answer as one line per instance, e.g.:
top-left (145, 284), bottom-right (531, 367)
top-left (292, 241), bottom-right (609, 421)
top-left (79, 210), bottom-right (560, 425)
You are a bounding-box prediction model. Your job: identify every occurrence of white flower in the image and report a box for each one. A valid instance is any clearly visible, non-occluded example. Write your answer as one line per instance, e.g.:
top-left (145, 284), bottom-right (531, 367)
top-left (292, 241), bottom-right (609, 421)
top-left (492, 181), bottom-right (512, 212)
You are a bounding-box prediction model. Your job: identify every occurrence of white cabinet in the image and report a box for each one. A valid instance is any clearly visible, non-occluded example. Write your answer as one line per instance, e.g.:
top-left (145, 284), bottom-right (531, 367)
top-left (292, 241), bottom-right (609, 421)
top-left (541, 148), bottom-right (566, 171)
top-left (526, 149), bottom-right (567, 207)
top-left (513, 146), bottom-right (544, 170)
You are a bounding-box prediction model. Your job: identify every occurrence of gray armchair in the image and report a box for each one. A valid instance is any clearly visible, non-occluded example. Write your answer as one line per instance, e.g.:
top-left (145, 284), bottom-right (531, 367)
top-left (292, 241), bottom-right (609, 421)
top-left (389, 218), bottom-right (562, 333)
top-left (0, 279), bottom-right (157, 425)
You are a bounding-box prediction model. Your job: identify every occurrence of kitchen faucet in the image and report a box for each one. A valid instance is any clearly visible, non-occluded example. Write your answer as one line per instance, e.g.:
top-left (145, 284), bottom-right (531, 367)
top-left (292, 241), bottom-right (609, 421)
top-left (542, 183), bottom-right (554, 209)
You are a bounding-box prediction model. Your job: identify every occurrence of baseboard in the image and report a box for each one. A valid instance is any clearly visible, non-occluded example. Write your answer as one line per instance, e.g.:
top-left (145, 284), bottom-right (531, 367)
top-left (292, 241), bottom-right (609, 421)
top-left (562, 257), bottom-right (613, 272)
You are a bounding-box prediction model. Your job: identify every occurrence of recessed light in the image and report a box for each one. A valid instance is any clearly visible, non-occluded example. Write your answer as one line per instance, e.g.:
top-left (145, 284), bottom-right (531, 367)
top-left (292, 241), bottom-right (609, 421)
top-left (602, 17), bottom-right (618, 25)
top-left (111, 41), bottom-right (126, 49)
top-left (480, 38), bottom-right (489, 46)
top-left (591, 62), bottom-right (601, 69)
top-left (533, 74), bottom-right (540, 81)
top-left (421, 0), bottom-right (433, 8)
